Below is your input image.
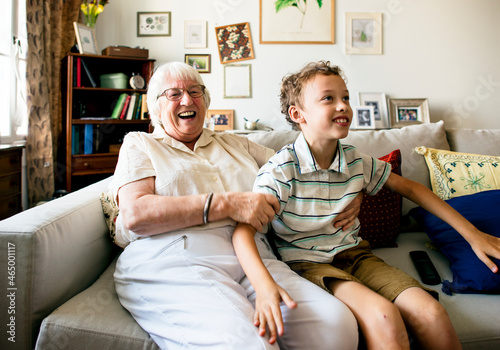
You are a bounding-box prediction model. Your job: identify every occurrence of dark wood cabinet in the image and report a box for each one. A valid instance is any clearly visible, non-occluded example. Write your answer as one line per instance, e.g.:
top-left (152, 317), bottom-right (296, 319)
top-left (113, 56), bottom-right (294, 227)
top-left (61, 53), bottom-right (155, 191)
top-left (0, 145), bottom-right (24, 219)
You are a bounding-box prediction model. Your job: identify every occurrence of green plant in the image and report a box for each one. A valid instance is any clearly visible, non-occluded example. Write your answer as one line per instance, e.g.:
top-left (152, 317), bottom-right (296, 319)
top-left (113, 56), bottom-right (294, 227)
top-left (275, 0), bottom-right (323, 28)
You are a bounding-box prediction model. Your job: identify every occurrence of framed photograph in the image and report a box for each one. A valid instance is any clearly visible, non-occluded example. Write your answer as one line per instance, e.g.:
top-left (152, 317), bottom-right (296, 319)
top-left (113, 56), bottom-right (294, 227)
top-left (184, 20), bottom-right (207, 48)
top-left (207, 109), bottom-right (234, 131)
top-left (137, 12), bottom-right (171, 37)
top-left (185, 54), bottom-right (211, 74)
top-left (346, 13), bottom-right (383, 55)
top-left (358, 92), bottom-right (389, 129)
top-left (388, 98), bottom-right (430, 128)
top-left (73, 22), bottom-right (99, 55)
top-left (224, 64), bottom-right (251, 98)
top-left (353, 106), bottom-right (375, 129)
top-left (215, 22), bottom-right (255, 64)
top-left (260, 0), bottom-right (334, 44)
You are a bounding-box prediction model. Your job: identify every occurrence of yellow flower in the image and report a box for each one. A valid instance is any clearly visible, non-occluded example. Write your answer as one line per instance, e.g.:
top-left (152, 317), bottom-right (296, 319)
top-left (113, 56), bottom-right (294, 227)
top-left (80, 1), bottom-right (108, 28)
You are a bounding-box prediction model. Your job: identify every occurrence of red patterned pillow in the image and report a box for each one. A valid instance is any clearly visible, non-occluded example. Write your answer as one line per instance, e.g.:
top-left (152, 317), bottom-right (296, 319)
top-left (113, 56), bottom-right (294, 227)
top-left (358, 150), bottom-right (402, 248)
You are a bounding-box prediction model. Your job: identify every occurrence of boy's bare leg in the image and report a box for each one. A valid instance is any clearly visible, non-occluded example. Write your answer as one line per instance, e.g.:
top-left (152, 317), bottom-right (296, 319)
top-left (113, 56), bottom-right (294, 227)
top-left (394, 287), bottom-right (462, 350)
top-left (328, 279), bottom-right (410, 350)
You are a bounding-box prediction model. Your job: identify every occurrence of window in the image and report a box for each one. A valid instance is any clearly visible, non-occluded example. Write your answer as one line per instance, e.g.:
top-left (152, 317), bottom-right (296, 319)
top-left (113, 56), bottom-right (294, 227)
top-left (1, 0), bottom-right (27, 144)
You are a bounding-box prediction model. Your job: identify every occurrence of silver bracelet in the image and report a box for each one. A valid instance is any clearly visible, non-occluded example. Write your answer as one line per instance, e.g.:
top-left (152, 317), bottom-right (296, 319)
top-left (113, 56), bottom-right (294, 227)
top-left (203, 193), bottom-right (213, 225)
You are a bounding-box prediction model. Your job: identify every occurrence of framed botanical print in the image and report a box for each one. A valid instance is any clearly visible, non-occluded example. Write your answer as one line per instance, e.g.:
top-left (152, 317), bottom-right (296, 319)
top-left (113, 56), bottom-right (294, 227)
top-left (260, 0), bottom-right (335, 44)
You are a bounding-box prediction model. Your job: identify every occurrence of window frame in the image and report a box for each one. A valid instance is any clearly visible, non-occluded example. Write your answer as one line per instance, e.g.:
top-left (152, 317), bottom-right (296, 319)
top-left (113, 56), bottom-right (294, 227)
top-left (1, 0), bottom-right (27, 145)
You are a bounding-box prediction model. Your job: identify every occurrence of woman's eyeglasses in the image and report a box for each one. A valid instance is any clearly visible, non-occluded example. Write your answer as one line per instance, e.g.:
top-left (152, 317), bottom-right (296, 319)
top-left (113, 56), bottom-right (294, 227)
top-left (157, 85), bottom-right (205, 101)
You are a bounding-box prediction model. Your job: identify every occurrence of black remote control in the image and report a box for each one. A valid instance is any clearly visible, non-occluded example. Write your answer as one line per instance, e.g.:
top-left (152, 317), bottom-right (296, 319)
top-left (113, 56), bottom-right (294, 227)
top-left (409, 250), bottom-right (441, 285)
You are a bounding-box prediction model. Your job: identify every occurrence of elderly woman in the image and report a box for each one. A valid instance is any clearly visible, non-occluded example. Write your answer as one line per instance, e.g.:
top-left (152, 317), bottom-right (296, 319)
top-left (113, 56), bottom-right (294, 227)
top-left (110, 62), bottom-right (359, 349)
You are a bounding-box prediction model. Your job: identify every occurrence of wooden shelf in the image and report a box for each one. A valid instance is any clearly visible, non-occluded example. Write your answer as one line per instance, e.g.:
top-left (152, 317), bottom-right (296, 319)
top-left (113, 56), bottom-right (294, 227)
top-left (60, 54), bottom-right (155, 191)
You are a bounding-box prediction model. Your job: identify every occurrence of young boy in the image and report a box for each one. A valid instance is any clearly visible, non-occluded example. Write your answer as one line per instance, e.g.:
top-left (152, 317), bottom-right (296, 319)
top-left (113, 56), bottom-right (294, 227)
top-left (232, 61), bottom-right (500, 349)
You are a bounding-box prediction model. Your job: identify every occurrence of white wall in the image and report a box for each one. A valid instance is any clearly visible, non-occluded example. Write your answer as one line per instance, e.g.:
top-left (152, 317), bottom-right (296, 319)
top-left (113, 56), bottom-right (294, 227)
top-left (95, 0), bottom-right (500, 131)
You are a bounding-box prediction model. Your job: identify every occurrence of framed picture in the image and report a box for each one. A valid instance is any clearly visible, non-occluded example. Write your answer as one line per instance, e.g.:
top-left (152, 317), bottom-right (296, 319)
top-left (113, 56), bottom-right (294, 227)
top-left (185, 54), bottom-right (211, 74)
top-left (184, 20), bottom-right (207, 48)
top-left (353, 106), bottom-right (375, 129)
top-left (137, 12), bottom-right (171, 37)
top-left (215, 22), bottom-right (255, 64)
top-left (345, 13), bottom-right (383, 55)
top-left (260, 0), bottom-right (334, 44)
top-left (388, 98), bottom-right (430, 128)
top-left (207, 109), bottom-right (234, 131)
top-left (358, 92), bottom-right (389, 129)
top-left (224, 64), bottom-right (251, 98)
top-left (73, 22), bottom-right (99, 55)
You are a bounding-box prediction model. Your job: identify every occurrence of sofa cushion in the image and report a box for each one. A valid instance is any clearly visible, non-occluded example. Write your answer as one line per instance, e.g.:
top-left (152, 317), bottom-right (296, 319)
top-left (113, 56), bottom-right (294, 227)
top-left (358, 150), bottom-right (402, 248)
top-left (100, 190), bottom-right (119, 244)
top-left (409, 190), bottom-right (500, 295)
top-left (373, 231), bottom-right (500, 349)
top-left (36, 258), bottom-right (160, 350)
top-left (415, 147), bottom-right (500, 200)
top-left (343, 121), bottom-right (450, 214)
top-left (446, 128), bottom-right (500, 156)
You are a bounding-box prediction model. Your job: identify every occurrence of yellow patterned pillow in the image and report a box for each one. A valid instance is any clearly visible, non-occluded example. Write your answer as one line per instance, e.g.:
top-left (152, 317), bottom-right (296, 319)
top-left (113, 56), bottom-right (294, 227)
top-left (415, 147), bottom-right (500, 200)
top-left (100, 191), bottom-right (119, 243)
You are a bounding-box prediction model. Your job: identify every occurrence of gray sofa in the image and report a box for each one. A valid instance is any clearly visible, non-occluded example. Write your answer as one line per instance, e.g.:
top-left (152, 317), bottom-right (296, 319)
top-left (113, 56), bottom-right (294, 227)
top-left (1, 121), bottom-right (499, 350)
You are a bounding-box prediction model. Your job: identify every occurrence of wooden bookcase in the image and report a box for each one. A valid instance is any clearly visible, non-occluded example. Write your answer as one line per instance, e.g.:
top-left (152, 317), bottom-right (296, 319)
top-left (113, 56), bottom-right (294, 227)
top-left (61, 53), bottom-right (155, 191)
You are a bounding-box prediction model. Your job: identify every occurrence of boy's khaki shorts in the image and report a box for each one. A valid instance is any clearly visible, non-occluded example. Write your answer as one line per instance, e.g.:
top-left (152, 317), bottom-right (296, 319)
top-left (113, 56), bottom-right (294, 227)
top-left (288, 240), bottom-right (438, 301)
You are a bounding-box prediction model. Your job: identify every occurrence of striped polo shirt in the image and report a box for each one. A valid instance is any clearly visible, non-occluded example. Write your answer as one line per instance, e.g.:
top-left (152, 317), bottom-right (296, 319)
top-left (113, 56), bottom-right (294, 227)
top-left (254, 133), bottom-right (391, 264)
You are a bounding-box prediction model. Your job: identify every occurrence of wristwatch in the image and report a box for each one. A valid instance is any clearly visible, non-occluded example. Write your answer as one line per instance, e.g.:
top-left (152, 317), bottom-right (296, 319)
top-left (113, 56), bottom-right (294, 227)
top-left (129, 73), bottom-right (145, 89)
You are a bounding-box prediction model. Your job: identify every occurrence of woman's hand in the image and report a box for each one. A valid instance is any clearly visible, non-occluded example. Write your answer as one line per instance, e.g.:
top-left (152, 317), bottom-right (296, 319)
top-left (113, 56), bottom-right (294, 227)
top-left (254, 281), bottom-right (297, 344)
top-left (333, 192), bottom-right (363, 230)
top-left (214, 192), bottom-right (280, 232)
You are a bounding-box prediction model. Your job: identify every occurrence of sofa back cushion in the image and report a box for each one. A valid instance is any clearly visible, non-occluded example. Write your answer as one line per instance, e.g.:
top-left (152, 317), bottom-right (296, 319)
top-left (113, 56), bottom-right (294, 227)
top-left (446, 128), bottom-right (500, 156)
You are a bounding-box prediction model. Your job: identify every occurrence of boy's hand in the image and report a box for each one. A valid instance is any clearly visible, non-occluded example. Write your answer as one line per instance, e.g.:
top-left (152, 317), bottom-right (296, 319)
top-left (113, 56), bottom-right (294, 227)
top-left (333, 192), bottom-right (363, 230)
top-left (254, 281), bottom-right (297, 344)
top-left (468, 230), bottom-right (500, 273)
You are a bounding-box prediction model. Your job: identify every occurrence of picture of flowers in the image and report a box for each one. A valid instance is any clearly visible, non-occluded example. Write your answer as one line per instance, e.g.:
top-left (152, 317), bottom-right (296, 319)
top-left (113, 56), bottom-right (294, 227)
top-left (215, 22), bottom-right (255, 64)
top-left (260, 0), bottom-right (334, 44)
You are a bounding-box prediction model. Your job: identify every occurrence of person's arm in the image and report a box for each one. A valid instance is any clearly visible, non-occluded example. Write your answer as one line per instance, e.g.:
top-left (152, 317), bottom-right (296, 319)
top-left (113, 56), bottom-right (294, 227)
top-left (385, 173), bottom-right (500, 273)
top-left (117, 177), bottom-right (281, 236)
top-left (232, 222), bottom-right (297, 344)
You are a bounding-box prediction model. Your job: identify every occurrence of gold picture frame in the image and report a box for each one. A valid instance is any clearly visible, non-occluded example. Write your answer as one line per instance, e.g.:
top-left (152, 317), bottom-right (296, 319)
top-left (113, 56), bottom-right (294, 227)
top-left (388, 98), bottom-right (430, 128)
top-left (207, 109), bottom-right (234, 131)
top-left (215, 22), bottom-right (255, 64)
top-left (185, 54), bottom-right (211, 74)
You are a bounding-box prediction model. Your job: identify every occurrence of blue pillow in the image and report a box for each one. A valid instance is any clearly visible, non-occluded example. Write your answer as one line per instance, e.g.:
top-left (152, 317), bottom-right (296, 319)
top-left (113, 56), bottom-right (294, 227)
top-left (409, 190), bottom-right (500, 295)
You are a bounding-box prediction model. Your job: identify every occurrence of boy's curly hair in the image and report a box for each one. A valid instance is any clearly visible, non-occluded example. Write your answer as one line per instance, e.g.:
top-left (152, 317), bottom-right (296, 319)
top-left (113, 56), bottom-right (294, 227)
top-left (279, 61), bottom-right (346, 130)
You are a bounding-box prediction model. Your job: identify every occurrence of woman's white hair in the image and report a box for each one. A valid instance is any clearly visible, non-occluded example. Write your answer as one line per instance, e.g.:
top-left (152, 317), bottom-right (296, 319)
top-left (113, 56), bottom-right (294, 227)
top-left (147, 62), bottom-right (211, 129)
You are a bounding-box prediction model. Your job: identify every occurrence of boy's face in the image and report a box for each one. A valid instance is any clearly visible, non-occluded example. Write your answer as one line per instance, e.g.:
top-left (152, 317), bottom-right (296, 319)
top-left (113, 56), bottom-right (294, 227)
top-left (292, 74), bottom-right (352, 142)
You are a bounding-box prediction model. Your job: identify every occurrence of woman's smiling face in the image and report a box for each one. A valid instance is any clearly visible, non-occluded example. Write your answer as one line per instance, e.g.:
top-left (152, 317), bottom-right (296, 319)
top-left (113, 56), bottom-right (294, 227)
top-left (159, 79), bottom-right (207, 144)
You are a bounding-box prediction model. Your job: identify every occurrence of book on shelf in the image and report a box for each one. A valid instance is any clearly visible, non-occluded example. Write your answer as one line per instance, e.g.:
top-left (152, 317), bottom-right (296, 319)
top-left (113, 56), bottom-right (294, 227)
top-left (84, 124), bottom-right (93, 154)
top-left (134, 94), bottom-right (142, 119)
top-left (72, 125), bottom-right (81, 155)
top-left (76, 57), bottom-right (82, 87)
top-left (80, 59), bottom-right (97, 88)
top-left (125, 93), bottom-right (138, 120)
top-left (119, 95), bottom-right (132, 120)
top-left (140, 93), bottom-right (148, 119)
top-left (110, 93), bottom-right (128, 119)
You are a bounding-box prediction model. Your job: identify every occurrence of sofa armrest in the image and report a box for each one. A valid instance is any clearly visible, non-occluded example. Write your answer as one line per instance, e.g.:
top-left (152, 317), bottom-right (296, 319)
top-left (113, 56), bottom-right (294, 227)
top-left (0, 177), bottom-right (117, 350)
